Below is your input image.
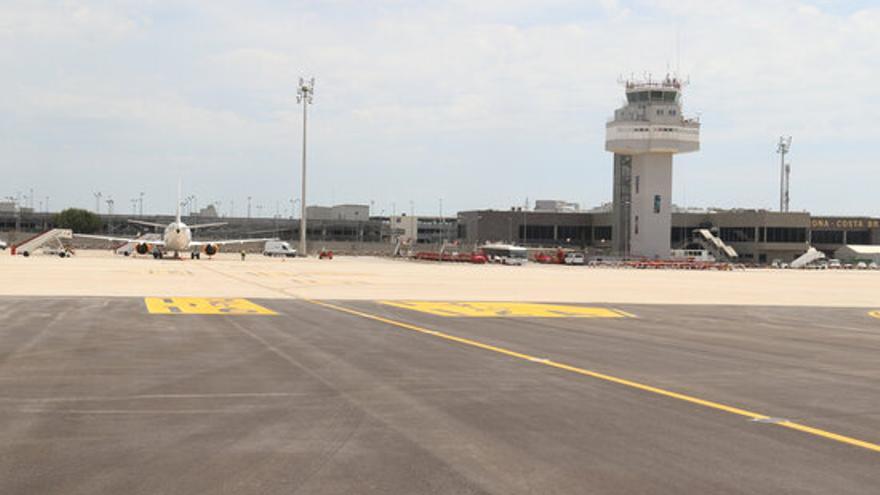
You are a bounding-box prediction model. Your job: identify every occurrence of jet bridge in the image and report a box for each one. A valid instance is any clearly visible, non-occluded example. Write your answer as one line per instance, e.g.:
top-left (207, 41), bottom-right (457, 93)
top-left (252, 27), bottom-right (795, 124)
top-left (11, 229), bottom-right (73, 257)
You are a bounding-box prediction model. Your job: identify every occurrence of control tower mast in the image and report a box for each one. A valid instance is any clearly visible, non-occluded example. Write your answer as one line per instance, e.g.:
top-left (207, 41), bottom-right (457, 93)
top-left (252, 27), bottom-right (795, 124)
top-left (605, 76), bottom-right (700, 259)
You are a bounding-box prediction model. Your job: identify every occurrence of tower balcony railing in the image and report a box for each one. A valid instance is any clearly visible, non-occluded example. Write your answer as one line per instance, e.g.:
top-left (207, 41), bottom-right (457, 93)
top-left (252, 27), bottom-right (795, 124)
top-left (606, 117), bottom-right (701, 127)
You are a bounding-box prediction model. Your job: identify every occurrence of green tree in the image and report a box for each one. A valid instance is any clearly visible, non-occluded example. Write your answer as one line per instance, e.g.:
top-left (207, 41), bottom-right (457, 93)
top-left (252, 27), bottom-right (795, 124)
top-left (55, 208), bottom-right (102, 233)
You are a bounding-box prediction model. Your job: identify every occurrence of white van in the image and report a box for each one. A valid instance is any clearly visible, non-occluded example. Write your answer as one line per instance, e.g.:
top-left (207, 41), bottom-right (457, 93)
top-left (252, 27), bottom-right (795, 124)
top-left (481, 244), bottom-right (528, 265)
top-left (263, 241), bottom-right (297, 257)
top-left (564, 252), bottom-right (585, 265)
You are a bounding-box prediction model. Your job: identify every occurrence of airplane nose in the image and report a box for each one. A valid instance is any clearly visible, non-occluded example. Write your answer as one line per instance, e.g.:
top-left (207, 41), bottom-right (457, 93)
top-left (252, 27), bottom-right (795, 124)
top-left (176, 229), bottom-right (180, 234)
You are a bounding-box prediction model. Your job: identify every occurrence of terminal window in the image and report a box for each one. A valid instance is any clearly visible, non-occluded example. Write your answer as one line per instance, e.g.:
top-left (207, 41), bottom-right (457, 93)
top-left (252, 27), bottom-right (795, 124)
top-left (557, 225), bottom-right (589, 243)
top-left (765, 227), bottom-right (806, 243)
top-left (594, 226), bottom-right (612, 242)
top-left (653, 195), bottom-right (661, 214)
top-left (520, 225), bottom-right (554, 242)
top-left (847, 230), bottom-right (871, 244)
top-left (811, 230), bottom-right (843, 244)
top-left (720, 227), bottom-right (756, 242)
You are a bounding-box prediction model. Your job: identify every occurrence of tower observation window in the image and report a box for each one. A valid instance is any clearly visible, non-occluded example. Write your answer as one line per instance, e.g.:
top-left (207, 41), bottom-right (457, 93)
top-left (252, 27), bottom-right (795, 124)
top-left (663, 92), bottom-right (677, 102)
top-left (650, 91), bottom-right (663, 101)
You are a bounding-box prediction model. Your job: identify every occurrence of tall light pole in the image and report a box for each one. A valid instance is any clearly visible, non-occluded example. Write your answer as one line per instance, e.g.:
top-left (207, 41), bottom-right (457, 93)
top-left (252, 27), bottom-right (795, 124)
top-left (138, 192), bottom-right (144, 216)
top-left (777, 136), bottom-right (792, 212)
top-left (94, 192), bottom-right (102, 214)
top-left (297, 77), bottom-right (315, 256)
top-left (247, 196), bottom-right (252, 218)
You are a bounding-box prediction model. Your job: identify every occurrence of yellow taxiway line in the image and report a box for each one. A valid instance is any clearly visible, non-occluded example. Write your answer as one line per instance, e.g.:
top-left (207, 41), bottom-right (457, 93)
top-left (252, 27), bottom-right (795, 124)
top-left (305, 299), bottom-right (880, 454)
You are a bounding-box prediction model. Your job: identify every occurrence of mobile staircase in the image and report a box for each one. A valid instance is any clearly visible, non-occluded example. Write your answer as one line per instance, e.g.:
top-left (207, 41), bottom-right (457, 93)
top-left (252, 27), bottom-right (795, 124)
top-left (790, 247), bottom-right (825, 269)
top-left (11, 229), bottom-right (73, 257)
top-left (692, 229), bottom-right (738, 262)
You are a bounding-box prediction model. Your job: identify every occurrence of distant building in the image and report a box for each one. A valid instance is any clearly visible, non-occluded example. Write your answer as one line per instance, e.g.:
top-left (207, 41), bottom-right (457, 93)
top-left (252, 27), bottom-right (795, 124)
top-left (534, 200), bottom-right (580, 213)
top-left (457, 207), bottom-right (872, 263)
top-left (198, 205), bottom-right (219, 218)
top-left (388, 214), bottom-right (456, 244)
top-left (306, 204), bottom-right (369, 221)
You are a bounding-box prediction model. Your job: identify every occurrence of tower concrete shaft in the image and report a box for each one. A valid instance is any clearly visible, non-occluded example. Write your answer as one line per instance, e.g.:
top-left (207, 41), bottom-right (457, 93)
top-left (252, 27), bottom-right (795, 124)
top-left (605, 76), bottom-right (700, 259)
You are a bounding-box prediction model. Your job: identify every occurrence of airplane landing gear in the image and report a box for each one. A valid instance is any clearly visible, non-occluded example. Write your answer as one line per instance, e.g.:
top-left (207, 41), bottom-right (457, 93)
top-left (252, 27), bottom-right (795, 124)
top-left (191, 252), bottom-right (201, 260)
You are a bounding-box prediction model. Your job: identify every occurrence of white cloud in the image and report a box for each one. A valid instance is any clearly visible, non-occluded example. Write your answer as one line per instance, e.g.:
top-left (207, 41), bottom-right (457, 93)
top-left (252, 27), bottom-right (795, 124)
top-left (1, 0), bottom-right (878, 215)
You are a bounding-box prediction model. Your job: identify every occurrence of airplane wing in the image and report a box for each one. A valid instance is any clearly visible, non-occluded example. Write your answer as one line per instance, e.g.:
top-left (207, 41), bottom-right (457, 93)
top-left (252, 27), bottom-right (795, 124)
top-left (190, 238), bottom-right (276, 247)
top-left (128, 219), bottom-right (168, 229)
top-left (188, 222), bottom-right (228, 229)
top-left (74, 233), bottom-right (165, 245)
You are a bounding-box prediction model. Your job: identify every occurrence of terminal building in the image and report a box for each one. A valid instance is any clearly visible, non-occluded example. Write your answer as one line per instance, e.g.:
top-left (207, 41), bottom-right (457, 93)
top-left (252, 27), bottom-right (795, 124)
top-left (457, 207), bottom-right (880, 263)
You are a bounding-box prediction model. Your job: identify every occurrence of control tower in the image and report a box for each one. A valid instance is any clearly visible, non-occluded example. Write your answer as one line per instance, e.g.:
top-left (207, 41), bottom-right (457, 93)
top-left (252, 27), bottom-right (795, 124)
top-left (605, 76), bottom-right (700, 259)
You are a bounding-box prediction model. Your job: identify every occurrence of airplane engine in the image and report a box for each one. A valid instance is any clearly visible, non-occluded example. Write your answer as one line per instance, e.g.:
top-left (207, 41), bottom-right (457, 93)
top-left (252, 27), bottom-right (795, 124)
top-left (204, 244), bottom-right (219, 256)
top-left (135, 243), bottom-right (150, 255)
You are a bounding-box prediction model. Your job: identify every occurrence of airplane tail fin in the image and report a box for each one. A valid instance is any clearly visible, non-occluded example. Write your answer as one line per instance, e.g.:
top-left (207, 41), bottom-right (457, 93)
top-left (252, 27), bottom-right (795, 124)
top-left (176, 179), bottom-right (182, 225)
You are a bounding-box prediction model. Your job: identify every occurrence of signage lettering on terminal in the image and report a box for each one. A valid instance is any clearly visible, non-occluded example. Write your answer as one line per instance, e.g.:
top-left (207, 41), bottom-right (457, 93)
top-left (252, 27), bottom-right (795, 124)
top-left (811, 218), bottom-right (880, 229)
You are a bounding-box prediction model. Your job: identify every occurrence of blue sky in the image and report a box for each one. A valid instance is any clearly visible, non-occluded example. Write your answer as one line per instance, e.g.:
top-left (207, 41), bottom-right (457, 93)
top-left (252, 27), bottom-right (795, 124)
top-left (1, 0), bottom-right (878, 217)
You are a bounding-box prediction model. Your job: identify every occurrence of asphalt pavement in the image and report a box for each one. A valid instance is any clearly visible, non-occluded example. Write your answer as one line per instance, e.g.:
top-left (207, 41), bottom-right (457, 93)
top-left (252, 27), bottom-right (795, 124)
top-left (0, 296), bottom-right (878, 494)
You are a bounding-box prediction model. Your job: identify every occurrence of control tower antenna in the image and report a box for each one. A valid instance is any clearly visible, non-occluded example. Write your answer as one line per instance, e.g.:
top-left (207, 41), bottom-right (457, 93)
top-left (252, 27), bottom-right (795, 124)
top-left (676, 28), bottom-right (680, 76)
top-left (776, 136), bottom-right (792, 212)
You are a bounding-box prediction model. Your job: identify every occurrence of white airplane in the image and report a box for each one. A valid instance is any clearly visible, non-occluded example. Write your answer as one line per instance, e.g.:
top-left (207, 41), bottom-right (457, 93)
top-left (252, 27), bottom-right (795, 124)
top-left (77, 184), bottom-right (276, 259)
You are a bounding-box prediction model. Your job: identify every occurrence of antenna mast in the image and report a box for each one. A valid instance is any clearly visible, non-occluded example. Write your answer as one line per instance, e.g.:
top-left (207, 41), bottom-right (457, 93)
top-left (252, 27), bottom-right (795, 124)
top-left (776, 136), bottom-right (792, 212)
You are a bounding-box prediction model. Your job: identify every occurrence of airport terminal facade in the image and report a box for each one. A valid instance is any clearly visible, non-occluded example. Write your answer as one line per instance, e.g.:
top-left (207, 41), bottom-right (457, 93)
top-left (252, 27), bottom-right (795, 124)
top-left (457, 208), bottom-right (880, 263)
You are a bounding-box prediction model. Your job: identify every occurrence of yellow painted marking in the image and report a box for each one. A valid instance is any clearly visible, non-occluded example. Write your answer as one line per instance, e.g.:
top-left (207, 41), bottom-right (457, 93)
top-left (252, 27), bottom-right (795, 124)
top-left (380, 301), bottom-right (630, 318)
top-left (868, 310), bottom-right (880, 319)
top-left (306, 299), bottom-right (880, 454)
top-left (144, 297), bottom-right (277, 315)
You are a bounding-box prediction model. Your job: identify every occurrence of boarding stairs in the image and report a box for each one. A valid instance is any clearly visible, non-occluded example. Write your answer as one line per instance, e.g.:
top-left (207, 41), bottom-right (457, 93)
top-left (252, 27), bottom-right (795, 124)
top-left (11, 229), bottom-right (73, 256)
top-left (790, 247), bottom-right (825, 269)
top-left (692, 229), bottom-right (738, 262)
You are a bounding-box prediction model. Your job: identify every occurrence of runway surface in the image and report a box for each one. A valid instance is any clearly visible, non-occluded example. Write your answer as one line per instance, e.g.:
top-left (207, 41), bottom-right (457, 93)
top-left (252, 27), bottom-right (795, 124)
top-left (0, 296), bottom-right (878, 494)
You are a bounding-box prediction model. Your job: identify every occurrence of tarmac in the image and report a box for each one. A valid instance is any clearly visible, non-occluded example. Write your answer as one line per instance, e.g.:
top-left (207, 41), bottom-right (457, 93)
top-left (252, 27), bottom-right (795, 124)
top-left (3, 250), bottom-right (880, 306)
top-left (1, 252), bottom-right (879, 493)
